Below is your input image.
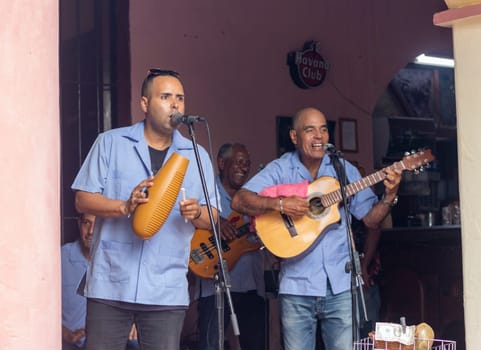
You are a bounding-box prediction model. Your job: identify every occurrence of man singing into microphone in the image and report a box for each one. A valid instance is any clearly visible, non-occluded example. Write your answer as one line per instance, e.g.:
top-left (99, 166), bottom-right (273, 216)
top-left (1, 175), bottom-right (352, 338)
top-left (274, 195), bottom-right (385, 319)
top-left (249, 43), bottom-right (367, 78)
top-left (72, 69), bottom-right (218, 350)
top-left (231, 107), bottom-right (402, 350)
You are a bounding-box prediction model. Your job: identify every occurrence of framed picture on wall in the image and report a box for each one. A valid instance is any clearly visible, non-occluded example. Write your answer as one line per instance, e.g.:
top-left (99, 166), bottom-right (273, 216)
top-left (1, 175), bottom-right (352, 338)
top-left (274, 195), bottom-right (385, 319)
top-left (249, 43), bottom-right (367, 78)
top-left (276, 116), bottom-right (336, 156)
top-left (276, 116), bottom-right (295, 156)
top-left (339, 118), bottom-right (358, 152)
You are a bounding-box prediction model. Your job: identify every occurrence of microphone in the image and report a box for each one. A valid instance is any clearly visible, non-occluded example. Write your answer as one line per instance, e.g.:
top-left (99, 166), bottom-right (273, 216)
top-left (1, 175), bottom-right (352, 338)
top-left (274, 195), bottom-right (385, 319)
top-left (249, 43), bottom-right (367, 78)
top-left (171, 112), bottom-right (205, 125)
top-left (322, 143), bottom-right (337, 153)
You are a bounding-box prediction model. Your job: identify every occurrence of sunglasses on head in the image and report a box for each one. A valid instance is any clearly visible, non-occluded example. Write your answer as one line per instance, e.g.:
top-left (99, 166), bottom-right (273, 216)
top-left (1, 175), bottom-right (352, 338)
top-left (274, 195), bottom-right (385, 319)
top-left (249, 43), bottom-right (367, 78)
top-left (147, 68), bottom-right (181, 78)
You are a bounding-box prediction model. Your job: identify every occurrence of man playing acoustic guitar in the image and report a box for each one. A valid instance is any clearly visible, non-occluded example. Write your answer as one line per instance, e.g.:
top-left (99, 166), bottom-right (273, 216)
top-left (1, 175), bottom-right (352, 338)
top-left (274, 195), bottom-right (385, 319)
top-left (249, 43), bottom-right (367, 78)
top-left (195, 142), bottom-right (266, 350)
top-left (231, 107), bottom-right (402, 350)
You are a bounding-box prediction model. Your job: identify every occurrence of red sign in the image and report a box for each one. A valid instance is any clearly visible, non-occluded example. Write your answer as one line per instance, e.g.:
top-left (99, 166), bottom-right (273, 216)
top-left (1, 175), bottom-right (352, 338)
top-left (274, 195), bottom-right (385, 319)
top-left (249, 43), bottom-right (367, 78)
top-left (288, 41), bottom-right (329, 89)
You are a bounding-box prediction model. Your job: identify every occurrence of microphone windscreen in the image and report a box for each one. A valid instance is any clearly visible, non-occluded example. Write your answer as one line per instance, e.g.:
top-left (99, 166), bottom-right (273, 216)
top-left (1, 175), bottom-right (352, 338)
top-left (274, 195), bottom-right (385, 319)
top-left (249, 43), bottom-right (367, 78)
top-left (132, 152), bottom-right (189, 239)
top-left (171, 112), bottom-right (183, 126)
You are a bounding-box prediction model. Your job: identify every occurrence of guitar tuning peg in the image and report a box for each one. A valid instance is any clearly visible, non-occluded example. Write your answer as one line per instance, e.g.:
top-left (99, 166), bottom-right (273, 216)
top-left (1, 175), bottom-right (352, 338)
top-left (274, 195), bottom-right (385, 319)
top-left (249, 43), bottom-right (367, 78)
top-left (414, 169), bottom-right (420, 175)
top-left (404, 151), bottom-right (411, 156)
top-left (418, 167), bottom-right (425, 172)
top-left (410, 150), bottom-right (417, 155)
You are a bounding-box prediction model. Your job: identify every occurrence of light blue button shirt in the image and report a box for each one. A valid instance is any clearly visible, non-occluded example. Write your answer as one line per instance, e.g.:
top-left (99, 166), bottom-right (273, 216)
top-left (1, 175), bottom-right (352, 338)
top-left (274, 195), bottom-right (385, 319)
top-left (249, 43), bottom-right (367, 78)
top-left (242, 151), bottom-right (378, 297)
top-left (197, 176), bottom-right (265, 298)
top-left (61, 240), bottom-right (88, 347)
top-left (71, 121), bottom-right (218, 306)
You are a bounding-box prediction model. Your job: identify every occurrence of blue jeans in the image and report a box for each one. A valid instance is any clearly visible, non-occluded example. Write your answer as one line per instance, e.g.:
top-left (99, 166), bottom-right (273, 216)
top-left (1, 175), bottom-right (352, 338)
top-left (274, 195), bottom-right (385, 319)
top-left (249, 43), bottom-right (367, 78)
top-left (85, 299), bottom-right (185, 350)
top-left (280, 286), bottom-right (352, 350)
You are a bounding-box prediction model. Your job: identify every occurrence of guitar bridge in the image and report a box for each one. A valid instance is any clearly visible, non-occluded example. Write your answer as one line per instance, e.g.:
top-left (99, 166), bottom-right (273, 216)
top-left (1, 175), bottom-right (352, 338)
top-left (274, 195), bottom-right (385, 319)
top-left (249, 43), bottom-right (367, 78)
top-left (190, 249), bottom-right (204, 264)
top-left (281, 213), bottom-right (298, 237)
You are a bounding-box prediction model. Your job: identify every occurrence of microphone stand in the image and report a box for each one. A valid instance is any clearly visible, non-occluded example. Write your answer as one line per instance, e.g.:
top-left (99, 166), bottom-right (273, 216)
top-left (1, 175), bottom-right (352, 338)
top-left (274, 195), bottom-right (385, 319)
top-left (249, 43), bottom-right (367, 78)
top-left (329, 151), bottom-right (368, 344)
top-left (185, 122), bottom-right (239, 350)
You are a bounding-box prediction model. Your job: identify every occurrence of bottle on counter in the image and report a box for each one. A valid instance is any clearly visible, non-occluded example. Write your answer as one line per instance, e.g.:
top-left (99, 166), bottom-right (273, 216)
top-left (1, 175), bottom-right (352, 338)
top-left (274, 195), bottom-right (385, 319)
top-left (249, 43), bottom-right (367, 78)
top-left (450, 200), bottom-right (461, 225)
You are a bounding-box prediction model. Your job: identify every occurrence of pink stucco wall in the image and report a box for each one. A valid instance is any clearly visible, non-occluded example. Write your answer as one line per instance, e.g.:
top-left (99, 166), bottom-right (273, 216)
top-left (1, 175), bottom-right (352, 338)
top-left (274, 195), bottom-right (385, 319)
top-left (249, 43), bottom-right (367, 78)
top-left (130, 0), bottom-right (452, 174)
top-left (0, 1), bottom-right (60, 349)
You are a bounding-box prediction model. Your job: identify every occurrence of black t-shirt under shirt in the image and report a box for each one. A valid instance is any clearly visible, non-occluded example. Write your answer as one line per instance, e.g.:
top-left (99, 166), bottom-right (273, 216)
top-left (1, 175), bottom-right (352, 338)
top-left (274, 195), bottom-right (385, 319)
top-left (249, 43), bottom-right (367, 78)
top-left (148, 146), bottom-right (169, 175)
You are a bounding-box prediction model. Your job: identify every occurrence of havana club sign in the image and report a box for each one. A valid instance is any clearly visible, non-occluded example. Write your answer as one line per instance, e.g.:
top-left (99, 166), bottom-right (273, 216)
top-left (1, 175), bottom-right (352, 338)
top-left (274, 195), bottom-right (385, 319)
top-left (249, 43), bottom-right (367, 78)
top-left (287, 41), bottom-right (329, 89)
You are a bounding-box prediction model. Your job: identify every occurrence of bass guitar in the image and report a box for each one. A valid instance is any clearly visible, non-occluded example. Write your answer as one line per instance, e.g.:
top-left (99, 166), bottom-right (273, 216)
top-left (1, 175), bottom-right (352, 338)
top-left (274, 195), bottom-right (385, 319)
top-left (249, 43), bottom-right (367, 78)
top-left (255, 149), bottom-right (434, 258)
top-left (189, 212), bottom-right (261, 279)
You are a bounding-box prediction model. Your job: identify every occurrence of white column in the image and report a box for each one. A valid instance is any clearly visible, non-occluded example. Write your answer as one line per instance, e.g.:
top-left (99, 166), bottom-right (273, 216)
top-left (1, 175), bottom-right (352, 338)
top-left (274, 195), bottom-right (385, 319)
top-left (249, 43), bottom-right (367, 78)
top-left (435, 3), bottom-right (481, 349)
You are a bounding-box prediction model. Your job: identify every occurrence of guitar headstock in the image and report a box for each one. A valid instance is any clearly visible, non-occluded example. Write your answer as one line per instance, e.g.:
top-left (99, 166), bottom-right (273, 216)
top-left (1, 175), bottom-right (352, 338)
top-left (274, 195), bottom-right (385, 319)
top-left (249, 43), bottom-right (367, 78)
top-left (397, 149), bottom-right (435, 173)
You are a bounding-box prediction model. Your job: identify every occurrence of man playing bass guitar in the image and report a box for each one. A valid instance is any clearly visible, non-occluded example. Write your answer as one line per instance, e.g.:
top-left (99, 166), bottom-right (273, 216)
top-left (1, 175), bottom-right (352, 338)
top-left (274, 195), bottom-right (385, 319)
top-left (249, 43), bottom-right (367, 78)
top-left (231, 108), bottom-right (402, 350)
top-left (195, 142), bottom-right (266, 350)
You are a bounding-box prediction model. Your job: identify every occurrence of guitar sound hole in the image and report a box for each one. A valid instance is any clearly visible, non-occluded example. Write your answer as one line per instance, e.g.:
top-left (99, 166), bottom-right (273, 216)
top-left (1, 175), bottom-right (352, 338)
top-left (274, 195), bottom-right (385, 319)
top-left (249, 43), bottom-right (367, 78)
top-left (308, 196), bottom-right (325, 217)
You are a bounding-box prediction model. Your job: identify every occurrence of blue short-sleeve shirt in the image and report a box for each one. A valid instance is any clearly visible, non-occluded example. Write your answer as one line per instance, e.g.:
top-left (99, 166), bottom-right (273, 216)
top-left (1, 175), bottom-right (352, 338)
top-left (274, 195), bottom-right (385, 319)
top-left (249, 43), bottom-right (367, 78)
top-left (197, 176), bottom-right (265, 298)
top-left (61, 240), bottom-right (88, 347)
top-left (71, 121), bottom-right (218, 306)
top-left (242, 151), bottom-right (378, 296)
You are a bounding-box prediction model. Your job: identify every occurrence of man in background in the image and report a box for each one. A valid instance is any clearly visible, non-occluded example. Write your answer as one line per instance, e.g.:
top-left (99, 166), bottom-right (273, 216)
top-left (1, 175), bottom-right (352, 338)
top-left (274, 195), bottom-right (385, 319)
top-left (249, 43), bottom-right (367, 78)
top-left (62, 213), bottom-right (139, 350)
top-left (196, 143), bottom-right (266, 350)
top-left (62, 213), bottom-right (95, 349)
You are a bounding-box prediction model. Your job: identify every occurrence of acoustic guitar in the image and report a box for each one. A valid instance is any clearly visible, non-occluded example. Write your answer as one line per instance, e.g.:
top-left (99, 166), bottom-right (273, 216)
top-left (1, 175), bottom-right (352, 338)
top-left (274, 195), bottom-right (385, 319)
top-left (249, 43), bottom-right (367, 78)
top-left (255, 149), bottom-right (434, 258)
top-left (189, 212), bottom-right (261, 279)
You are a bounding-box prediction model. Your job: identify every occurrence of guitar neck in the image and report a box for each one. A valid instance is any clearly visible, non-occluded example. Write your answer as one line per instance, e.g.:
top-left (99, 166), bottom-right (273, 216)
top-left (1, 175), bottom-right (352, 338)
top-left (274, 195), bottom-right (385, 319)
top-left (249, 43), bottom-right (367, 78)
top-left (235, 223), bottom-right (252, 238)
top-left (321, 165), bottom-right (400, 207)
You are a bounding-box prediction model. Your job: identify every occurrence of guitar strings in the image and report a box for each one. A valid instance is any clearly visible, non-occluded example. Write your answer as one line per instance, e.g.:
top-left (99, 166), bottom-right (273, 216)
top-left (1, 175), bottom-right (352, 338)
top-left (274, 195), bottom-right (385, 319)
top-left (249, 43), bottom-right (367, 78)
top-left (192, 232), bottom-right (261, 260)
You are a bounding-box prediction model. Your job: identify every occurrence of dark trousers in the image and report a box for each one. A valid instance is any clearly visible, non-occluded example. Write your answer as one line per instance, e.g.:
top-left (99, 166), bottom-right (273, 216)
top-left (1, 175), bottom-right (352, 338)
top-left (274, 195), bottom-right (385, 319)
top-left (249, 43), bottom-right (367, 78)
top-left (198, 291), bottom-right (266, 350)
top-left (85, 299), bottom-right (185, 350)
top-left (62, 341), bottom-right (82, 350)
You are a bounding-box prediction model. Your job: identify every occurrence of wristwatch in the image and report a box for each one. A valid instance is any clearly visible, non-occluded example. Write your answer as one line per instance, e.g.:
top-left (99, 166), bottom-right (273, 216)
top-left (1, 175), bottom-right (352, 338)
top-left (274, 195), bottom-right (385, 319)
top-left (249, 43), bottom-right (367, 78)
top-left (381, 194), bottom-right (398, 207)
